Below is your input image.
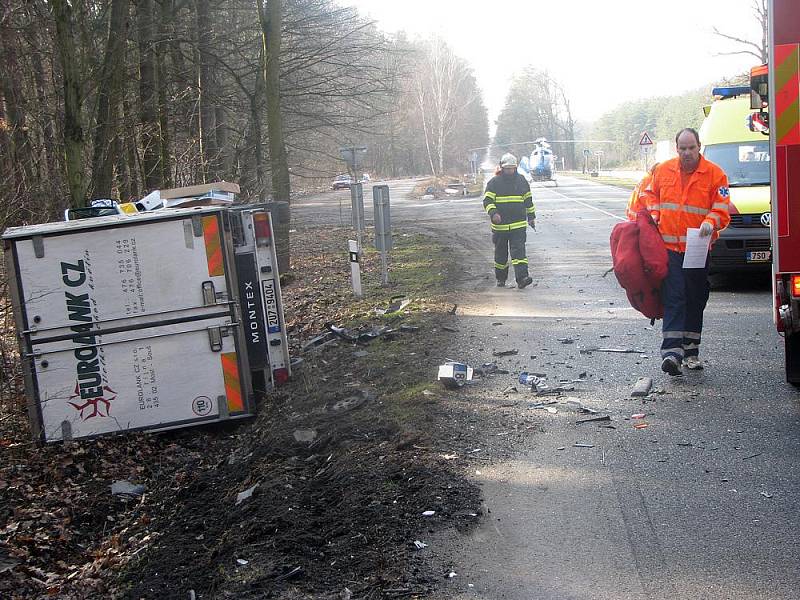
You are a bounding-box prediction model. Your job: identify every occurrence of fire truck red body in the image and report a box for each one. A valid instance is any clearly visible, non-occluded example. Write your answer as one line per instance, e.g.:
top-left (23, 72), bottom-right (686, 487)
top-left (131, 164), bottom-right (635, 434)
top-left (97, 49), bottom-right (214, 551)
top-left (760, 0), bottom-right (800, 382)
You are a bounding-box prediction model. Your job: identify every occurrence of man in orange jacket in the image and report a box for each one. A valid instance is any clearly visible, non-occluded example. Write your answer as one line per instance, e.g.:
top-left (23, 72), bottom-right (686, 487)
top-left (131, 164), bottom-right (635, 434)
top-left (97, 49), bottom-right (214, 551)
top-left (642, 128), bottom-right (730, 375)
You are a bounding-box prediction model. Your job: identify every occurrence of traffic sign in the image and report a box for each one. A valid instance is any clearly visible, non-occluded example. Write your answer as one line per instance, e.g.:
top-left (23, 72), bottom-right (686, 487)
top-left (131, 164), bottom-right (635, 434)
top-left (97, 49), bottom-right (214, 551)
top-left (639, 132), bottom-right (653, 146)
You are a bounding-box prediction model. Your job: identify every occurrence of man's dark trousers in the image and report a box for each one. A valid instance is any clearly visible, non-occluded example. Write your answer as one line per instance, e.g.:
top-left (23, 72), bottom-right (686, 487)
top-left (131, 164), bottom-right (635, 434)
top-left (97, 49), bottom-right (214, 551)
top-left (661, 249), bottom-right (710, 361)
top-left (493, 229), bottom-right (529, 284)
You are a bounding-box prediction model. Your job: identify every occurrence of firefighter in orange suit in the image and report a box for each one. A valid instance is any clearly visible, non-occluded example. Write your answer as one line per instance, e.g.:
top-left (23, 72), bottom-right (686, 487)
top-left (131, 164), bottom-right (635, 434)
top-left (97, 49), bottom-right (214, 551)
top-left (642, 128), bottom-right (730, 375)
top-left (626, 162), bottom-right (659, 220)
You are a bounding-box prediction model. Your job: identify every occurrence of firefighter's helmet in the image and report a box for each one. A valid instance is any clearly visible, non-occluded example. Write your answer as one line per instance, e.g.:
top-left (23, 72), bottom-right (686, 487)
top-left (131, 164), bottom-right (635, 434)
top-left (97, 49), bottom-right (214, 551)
top-left (500, 153), bottom-right (518, 168)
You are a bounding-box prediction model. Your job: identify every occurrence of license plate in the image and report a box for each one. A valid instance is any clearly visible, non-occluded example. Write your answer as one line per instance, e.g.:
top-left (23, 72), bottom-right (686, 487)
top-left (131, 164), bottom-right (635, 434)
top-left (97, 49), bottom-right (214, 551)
top-left (262, 278), bottom-right (281, 333)
top-left (746, 250), bottom-right (771, 262)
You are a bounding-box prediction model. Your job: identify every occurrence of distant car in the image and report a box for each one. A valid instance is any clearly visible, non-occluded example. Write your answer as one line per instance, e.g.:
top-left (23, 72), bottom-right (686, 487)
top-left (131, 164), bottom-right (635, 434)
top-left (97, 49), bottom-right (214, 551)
top-left (332, 175), bottom-right (352, 190)
top-left (360, 173), bottom-right (371, 183)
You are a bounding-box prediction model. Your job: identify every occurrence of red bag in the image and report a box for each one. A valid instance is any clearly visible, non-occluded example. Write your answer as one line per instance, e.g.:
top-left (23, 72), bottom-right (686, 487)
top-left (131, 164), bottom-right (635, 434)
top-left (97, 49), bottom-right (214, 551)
top-left (610, 209), bottom-right (667, 320)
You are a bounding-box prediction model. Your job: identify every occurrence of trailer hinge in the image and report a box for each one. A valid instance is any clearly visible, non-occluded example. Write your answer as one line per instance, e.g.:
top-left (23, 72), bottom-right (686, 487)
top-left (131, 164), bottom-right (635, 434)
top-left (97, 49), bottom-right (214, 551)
top-left (191, 215), bottom-right (204, 237)
top-left (32, 236), bottom-right (45, 258)
top-left (208, 326), bottom-right (223, 352)
top-left (202, 281), bottom-right (216, 306)
top-left (183, 220), bottom-right (195, 248)
top-left (217, 395), bottom-right (229, 419)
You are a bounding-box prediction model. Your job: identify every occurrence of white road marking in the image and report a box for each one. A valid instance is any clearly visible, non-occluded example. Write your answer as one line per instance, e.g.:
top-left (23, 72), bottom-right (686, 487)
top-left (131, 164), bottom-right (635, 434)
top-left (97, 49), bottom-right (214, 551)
top-left (542, 186), bottom-right (627, 222)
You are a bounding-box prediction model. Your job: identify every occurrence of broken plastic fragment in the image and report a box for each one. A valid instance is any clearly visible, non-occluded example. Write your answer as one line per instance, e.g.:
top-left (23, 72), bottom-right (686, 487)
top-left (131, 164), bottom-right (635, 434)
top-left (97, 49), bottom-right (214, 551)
top-left (422, 510), bottom-right (436, 517)
top-left (236, 483), bottom-right (259, 505)
top-left (111, 480), bottom-right (145, 498)
top-left (413, 540), bottom-right (428, 549)
top-left (375, 295), bottom-right (411, 315)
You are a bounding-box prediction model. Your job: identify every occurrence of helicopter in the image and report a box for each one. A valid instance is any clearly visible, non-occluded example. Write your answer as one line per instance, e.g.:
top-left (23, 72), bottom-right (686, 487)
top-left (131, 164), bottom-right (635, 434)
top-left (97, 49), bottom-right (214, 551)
top-left (516, 138), bottom-right (557, 186)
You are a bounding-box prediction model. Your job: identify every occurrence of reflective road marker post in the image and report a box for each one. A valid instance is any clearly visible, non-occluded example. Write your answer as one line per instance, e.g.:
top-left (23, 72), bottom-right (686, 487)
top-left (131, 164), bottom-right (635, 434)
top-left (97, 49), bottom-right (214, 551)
top-left (351, 182), bottom-right (365, 254)
top-left (349, 239), bottom-right (363, 297)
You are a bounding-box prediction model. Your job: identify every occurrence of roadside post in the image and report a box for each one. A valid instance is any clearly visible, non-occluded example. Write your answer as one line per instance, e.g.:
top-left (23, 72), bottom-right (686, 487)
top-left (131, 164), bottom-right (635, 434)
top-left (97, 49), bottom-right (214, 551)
top-left (595, 150), bottom-right (604, 175)
top-left (339, 145), bottom-right (368, 253)
top-left (350, 182), bottom-right (365, 252)
top-left (348, 239), bottom-right (363, 297)
top-left (639, 131), bottom-right (654, 171)
top-left (583, 148), bottom-right (590, 173)
top-left (373, 185), bottom-right (392, 286)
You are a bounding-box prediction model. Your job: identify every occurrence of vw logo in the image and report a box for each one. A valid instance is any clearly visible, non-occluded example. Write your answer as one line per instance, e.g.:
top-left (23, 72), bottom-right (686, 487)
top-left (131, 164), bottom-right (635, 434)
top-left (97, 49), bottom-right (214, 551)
top-left (761, 212), bottom-right (772, 227)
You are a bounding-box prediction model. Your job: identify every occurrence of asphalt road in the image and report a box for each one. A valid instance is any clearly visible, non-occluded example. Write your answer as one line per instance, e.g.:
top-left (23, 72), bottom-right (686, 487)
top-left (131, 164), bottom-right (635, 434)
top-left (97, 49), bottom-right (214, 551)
top-left (293, 175), bottom-right (800, 600)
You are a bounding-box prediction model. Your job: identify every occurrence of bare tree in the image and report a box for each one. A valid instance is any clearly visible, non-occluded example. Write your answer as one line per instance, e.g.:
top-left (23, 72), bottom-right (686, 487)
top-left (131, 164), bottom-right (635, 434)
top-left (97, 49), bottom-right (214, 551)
top-left (258, 0), bottom-right (290, 202)
top-left (713, 0), bottom-right (768, 64)
top-left (413, 37), bottom-right (477, 175)
top-left (51, 0), bottom-right (86, 208)
top-left (89, 0), bottom-right (130, 199)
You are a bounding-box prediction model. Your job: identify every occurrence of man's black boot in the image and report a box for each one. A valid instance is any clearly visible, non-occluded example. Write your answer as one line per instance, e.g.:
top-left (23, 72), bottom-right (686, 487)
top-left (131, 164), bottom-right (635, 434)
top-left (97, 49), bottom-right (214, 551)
top-left (518, 276), bottom-right (533, 289)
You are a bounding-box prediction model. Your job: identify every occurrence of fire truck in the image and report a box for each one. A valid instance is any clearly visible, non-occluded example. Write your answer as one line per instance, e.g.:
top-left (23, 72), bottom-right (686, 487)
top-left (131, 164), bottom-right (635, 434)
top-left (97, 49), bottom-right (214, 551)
top-left (750, 0), bottom-right (800, 383)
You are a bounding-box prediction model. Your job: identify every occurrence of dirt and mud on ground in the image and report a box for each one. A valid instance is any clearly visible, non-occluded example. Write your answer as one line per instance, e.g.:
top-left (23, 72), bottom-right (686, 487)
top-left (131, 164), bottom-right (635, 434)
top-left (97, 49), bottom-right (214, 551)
top-left (0, 225), bottom-right (521, 599)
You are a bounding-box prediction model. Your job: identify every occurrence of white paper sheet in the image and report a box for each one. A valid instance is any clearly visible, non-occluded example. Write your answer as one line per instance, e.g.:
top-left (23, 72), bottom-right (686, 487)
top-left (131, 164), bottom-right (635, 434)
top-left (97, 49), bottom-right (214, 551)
top-left (682, 228), bottom-right (711, 268)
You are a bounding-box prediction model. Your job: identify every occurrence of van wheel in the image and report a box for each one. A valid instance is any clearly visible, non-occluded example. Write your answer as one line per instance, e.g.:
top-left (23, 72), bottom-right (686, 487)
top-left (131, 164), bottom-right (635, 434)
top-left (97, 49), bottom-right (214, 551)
top-left (786, 333), bottom-right (800, 386)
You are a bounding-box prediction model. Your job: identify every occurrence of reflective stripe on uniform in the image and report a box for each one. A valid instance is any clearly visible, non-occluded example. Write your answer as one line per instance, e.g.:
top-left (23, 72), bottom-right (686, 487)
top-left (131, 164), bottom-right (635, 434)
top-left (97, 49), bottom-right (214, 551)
top-left (495, 195), bottom-right (524, 203)
top-left (494, 262), bottom-right (509, 270)
top-left (526, 207), bottom-right (536, 215)
top-left (683, 342), bottom-right (700, 351)
top-left (485, 203), bottom-right (497, 213)
top-left (522, 191), bottom-right (532, 200)
top-left (708, 212), bottom-right (722, 225)
top-left (684, 205), bottom-right (710, 215)
top-left (661, 347), bottom-right (685, 358)
top-left (511, 258), bottom-right (528, 265)
top-left (663, 330), bottom-right (685, 339)
top-left (684, 331), bottom-right (701, 340)
top-left (712, 202), bottom-right (729, 211)
top-left (660, 202), bottom-right (680, 211)
top-left (484, 191), bottom-right (496, 199)
top-left (492, 220), bottom-right (528, 231)
top-left (661, 235), bottom-right (687, 243)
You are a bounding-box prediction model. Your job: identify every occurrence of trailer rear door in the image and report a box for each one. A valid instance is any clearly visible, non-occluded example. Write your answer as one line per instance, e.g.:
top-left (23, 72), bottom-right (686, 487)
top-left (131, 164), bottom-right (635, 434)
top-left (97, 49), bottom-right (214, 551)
top-left (3, 207), bottom-right (253, 442)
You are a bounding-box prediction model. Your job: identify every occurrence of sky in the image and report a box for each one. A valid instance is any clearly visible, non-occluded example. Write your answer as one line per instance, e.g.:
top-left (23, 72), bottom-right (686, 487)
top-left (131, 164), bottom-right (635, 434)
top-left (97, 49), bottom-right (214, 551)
top-left (341, 0), bottom-right (765, 127)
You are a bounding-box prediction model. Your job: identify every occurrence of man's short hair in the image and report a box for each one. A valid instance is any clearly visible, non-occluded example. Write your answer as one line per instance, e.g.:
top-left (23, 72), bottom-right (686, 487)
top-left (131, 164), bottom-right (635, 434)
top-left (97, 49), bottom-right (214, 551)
top-left (675, 128), bottom-right (700, 146)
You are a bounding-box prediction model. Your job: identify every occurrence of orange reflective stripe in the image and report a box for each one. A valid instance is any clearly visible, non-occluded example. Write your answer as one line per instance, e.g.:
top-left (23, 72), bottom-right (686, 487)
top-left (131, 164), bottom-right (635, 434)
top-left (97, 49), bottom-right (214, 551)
top-left (775, 44), bottom-right (800, 145)
top-left (221, 352), bottom-right (244, 413)
top-left (202, 215), bottom-right (224, 277)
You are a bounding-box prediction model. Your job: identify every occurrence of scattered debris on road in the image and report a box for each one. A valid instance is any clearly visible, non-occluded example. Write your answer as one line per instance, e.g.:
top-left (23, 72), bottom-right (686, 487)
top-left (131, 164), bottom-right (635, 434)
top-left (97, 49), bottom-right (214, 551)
top-left (580, 347), bottom-right (645, 355)
top-left (492, 349), bottom-right (519, 357)
top-left (631, 377), bottom-right (653, 397)
top-left (576, 415), bottom-right (611, 425)
top-left (438, 362), bottom-right (474, 389)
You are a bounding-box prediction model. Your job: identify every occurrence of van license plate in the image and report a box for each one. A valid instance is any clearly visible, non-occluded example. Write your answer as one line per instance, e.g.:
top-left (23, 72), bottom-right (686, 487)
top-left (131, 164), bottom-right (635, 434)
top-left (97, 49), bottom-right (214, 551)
top-left (746, 250), bottom-right (771, 262)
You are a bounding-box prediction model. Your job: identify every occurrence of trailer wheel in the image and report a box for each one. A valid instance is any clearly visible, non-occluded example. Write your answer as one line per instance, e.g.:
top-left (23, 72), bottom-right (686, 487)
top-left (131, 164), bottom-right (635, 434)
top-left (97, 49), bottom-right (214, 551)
top-left (786, 333), bottom-right (800, 386)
